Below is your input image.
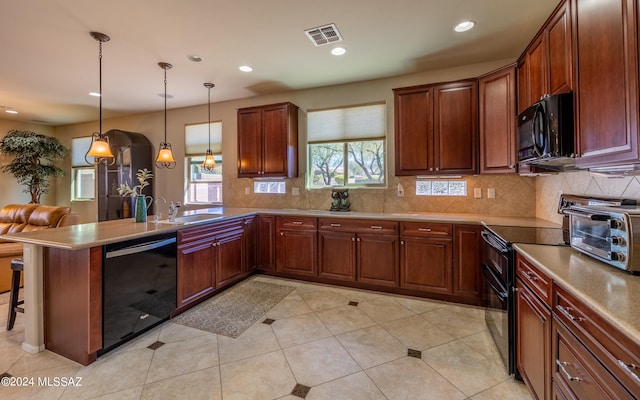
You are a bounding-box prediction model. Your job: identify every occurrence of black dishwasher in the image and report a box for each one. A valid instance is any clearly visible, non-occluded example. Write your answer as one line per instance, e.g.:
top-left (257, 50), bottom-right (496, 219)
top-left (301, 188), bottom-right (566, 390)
top-left (100, 232), bottom-right (177, 355)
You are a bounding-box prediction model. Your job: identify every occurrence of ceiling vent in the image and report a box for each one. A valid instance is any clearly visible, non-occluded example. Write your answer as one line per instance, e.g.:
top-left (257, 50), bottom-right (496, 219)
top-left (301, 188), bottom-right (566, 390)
top-left (304, 23), bottom-right (343, 46)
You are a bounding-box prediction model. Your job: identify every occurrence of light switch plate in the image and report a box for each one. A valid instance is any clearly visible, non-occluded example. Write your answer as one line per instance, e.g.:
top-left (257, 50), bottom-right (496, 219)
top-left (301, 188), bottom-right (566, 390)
top-left (487, 188), bottom-right (496, 199)
top-left (292, 187), bottom-right (300, 196)
top-left (474, 188), bottom-right (482, 199)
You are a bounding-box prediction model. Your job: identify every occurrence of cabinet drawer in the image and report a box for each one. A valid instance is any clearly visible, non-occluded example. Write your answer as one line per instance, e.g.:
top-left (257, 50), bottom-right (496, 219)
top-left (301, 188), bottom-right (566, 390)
top-left (400, 222), bottom-right (452, 238)
top-left (553, 317), bottom-right (635, 400)
top-left (178, 218), bottom-right (243, 244)
top-left (318, 218), bottom-right (397, 234)
top-left (553, 284), bottom-right (640, 395)
top-left (278, 216), bottom-right (317, 230)
top-left (516, 255), bottom-right (552, 307)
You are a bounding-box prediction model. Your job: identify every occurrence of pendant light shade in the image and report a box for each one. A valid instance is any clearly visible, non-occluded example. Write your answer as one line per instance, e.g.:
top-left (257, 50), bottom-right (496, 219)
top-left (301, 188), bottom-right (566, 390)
top-left (85, 31), bottom-right (115, 165)
top-left (156, 62), bottom-right (176, 169)
top-left (202, 82), bottom-right (216, 172)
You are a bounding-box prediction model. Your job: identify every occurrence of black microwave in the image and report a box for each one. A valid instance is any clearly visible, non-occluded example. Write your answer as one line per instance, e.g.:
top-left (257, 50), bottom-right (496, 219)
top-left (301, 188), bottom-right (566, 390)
top-left (517, 92), bottom-right (575, 170)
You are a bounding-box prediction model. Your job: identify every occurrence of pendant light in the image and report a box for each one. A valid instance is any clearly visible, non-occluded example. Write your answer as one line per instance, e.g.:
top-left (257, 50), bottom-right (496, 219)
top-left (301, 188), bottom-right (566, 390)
top-left (85, 31), bottom-right (115, 165)
top-left (155, 62), bottom-right (177, 169)
top-left (202, 82), bottom-right (216, 171)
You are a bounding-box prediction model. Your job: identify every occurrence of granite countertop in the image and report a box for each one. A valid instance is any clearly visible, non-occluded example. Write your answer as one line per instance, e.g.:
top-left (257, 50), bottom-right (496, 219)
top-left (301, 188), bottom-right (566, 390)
top-left (514, 243), bottom-right (640, 345)
top-left (0, 207), bottom-right (561, 250)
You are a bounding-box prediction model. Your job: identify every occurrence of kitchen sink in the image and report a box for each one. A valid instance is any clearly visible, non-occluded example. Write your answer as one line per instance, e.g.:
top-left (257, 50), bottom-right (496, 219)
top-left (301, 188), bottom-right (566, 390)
top-left (154, 214), bottom-right (227, 225)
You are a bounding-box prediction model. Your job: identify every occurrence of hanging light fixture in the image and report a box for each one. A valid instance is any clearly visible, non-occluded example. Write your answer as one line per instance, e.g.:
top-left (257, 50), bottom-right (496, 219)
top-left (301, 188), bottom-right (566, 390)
top-left (202, 82), bottom-right (216, 171)
top-left (155, 62), bottom-right (177, 169)
top-left (85, 31), bottom-right (115, 165)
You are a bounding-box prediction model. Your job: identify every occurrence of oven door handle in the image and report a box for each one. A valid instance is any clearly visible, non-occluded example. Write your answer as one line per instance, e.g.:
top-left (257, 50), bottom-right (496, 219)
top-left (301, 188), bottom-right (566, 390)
top-left (481, 231), bottom-right (509, 254)
top-left (562, 209), bottom-right (610, 221)
top-left (481, 264), bottom-right (509, 300)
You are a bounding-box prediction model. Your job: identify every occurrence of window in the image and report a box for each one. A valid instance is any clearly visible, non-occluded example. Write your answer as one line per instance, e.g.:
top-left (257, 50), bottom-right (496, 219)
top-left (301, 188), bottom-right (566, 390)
top-left (71, 137), bottom-right (95, 200)
top-left (185, 122), bottom-right (223, 204)
top-left (307, 103), bottom-right (386, 188)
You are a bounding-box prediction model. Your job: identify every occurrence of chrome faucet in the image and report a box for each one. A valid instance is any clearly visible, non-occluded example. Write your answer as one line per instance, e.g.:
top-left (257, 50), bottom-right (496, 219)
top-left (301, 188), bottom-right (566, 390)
top-left (168, 201), bottom-right (182, 222)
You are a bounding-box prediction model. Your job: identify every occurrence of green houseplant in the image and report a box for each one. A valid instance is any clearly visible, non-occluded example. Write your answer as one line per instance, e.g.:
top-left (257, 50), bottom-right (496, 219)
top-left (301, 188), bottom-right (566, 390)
top-left (0, 130), bottom-right (66, 204)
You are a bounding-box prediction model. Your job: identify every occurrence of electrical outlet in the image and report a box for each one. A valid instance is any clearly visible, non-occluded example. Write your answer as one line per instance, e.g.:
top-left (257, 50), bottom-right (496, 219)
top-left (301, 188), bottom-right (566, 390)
top-left (397, 183), bottom-right (405, 197)
top-left (474, 188), bottom-right (482, 199)
top-left (487, 188), bottom-right (496, 199)
top-left (292, 187), bottom-right (300, 196)
top-left (245, 187), bottom-right (250, 195)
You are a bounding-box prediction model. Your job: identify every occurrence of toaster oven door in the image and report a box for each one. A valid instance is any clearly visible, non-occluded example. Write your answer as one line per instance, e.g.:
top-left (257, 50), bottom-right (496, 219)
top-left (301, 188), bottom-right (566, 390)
top-left (568, 209), bottom-right (628, 269)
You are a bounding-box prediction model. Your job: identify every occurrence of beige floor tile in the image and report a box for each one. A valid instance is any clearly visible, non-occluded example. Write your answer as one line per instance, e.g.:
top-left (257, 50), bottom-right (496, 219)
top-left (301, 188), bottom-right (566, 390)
top-left (357, 296), bottom-right (414, 324)
top-left (0, 326), bottom-right (25, 350)
top-left (220, 350), bottom-right (296, 400)
top-left (381, 314), bottom-right (454, 350)
top-left (271, 313), bottom-right (332, 348)
top-left (419, 304), bottom-right (487, 338)
top-left (9, 349), bottom-right (80, 376)
top-left (2, 363), bottom-right (80, 400)
top-left (306, 371), bottom-right (386, 400)
top-left (142, 367), bottom-right (221, 400)
top-left (265, 293), bottom-right (314, 320)
top-left (157, 321), bottom-right (209, 343)
top-left (283, 337), bottom-right (360, 386)
top-left (145, 333), bottom-right (219, 384)
top-left (422, 340), bottom-right (510, 397)
top-left (469, 379), bottom-right (532, 399)
top-left (328, 287), bottom-right (386, 303)
top-left (0, 344), bottom-right (25, 374)
top-left (460, 330), bottom-right (503, 361)
top-left (336, 325), bottom-right (406, 369)
top-left (392, 295), bottom-right (447, 314)
top-left (218, 320), bottom-right (280, 364)
top-left (59, 348), bottom-right (153, 400)
top-left (316, 305), bottom-right (376, 335)
top-left (296, 288), bottom-right (350, 312)
top-left (366, 357), bottom-right (466, 400)
top-left (82, 386), bottom-right (143, 400)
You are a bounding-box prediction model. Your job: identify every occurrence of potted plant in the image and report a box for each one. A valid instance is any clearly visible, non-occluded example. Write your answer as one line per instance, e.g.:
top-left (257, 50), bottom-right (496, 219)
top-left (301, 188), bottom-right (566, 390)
top-left (0, 130), bottom-right (66, 204)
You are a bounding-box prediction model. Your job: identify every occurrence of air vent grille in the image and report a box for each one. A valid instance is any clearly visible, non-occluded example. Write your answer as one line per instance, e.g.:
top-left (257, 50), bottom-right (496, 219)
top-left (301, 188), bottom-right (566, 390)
top-left (304, 23), bottom-right (343, 46)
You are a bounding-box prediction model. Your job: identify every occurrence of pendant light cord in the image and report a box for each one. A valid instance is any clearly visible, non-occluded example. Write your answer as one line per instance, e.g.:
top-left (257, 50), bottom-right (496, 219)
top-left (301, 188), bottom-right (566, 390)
top-left (207, 85), bottom-right (211, 148)
top-left (163, 68), bottom-right (167, 144)
top-left (98, 40), bottom-right (103, 136)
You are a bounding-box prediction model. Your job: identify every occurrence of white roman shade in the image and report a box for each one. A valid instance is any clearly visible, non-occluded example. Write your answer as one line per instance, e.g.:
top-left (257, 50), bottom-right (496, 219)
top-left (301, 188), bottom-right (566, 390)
top-left (307, 103), bottom-right (386, 143)
top-left (185, 122), bottom-right (222, 156)
top-left (72, 137), bottom-right (93, 166)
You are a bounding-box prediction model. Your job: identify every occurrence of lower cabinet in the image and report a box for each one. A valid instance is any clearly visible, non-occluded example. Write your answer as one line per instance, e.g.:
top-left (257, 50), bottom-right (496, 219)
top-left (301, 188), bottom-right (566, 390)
top-left (276, 216), bottom-right (317, 276)
top-left (357, 232), bottom-right (399, 287)
top-left (243, 216), bottom-right (257, 272)
top-left (257, 215), bottom-right (275, 271)
top-left (318, 230), bottom-right (356, 281)
top-left (215, 229), bottom-right (244, 288)
top-left (452, 224), bottom-right (483, 301)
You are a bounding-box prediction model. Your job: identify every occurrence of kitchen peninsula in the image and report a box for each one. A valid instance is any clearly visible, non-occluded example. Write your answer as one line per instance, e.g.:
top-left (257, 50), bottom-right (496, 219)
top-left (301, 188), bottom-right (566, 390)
top-left (4, 206), bottom-right (638, 382)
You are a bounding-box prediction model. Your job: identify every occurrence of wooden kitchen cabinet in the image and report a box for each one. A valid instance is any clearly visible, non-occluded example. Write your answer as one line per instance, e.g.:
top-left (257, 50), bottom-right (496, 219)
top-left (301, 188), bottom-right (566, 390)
top-left (257, 215), bottom-right (276, 271)
top-left (243, 216), bottom-right (257, 272)
top-left (215, 225), bottom-right (244, 288)
top-left (399, 222), bottom-right (453, 294)
top-left (394, 79), bottom-right (478, 175)
top-left (479, 64), bottom-right (517, 174)
top-left (318, 229), bottom-right (356, 281)
top-left (573, 0), bottom-right (640, 168)
top-left (237, 102), bottom-right (298, 178)
top-left (357, 232), bottom-right (400, 287)
top-left (452, 225), bottom-right (483, 302)
top-left (177, 236), bottom-right (216, 310)
top-left (276, 216), bottom-right (317, 276)
top-left (516, 254), bottom-right (552, 400)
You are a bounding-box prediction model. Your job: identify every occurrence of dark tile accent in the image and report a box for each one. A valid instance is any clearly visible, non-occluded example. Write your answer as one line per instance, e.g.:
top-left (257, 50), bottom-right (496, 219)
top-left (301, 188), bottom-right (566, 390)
top-left (262, 318), bottom-right (276, 325)
top-left (348, 301), bottom-right (359, 306)
top-left (407, 348), bottom-right (422, 358)
top-left (146, 289), bottom-right (158, 295)
top-left (147, 341), bottom-right (165, 350)
top-left (291, 383), bottom-right (311, 398)
top-left (1, 372), bottom-right (12, 378)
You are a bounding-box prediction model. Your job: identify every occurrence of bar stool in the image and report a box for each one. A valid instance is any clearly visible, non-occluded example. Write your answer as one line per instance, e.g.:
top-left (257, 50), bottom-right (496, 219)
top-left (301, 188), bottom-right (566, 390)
top-left (6, 257), bottom-right (24, 330)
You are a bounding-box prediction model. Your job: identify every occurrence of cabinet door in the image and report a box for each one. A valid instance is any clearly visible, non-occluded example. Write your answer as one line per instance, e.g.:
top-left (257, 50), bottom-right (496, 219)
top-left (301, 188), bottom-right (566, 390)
top-left (243, 217), bottom-right (257, 272)
top-left (400, 236), bottom-right (452, 294)
top-left (216, 230), bottom-right (244, 288)
top-left (262, 104), bottom-right (297, 177)
top-left (433, 81), bottom-right (478, 174)
top-left (394, 86), bottom-right (434, 175)
top-left (479, 65), bottom-right (517, 174)
top-left (547, 0), bottom-right (572, 95)
top-left (177, 239), bottom-right (215, 309)
top-left (277, 230), bottom-right (318, 276)
top-left (527, 35), bottom-right (547, 104)
top-left (257, 216), bottom-right (275, 271)
top-left (452, 225), bottom-right (482, 301)
top-left (237, 108), bottom-right (262, 177)
top-left (517, 58), bottom-right (530, 115)
top-left (318, 230), bottom-right (357, 281)
top-left (357, 233), bottom-right (399, 287)
top-left (574, 0), bottom-right (639, 167)
top-left (517, 279), bottom-right (551, 400)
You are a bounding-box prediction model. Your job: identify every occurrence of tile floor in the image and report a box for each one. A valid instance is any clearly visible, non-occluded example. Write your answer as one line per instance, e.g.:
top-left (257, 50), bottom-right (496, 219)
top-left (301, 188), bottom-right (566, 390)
top-left (0, 276), bottom-right (532, 400)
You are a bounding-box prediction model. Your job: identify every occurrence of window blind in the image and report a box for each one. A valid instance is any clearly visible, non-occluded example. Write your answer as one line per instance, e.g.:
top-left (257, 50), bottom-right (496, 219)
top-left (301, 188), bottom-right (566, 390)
top-left (72, 137), bottom-right (93, 167)
top-left (307, 103), bottom-right (386, 143)
top-left (185, 122), bottom-right (222, 155)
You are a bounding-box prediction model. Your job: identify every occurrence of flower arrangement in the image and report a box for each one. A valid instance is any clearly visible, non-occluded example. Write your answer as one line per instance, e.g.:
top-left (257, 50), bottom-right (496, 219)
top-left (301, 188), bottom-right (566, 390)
top-left (118, 168), bottom-right (153, 197)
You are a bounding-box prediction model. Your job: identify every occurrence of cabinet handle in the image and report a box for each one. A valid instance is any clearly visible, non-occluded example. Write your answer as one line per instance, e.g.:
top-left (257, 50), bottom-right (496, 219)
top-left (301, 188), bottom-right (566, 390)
top-left (556, 305), bottom-right (584, 322)
top-left (617, 360), bottom-right (640, 383)
top-left (509, 164), bottom-right (515, 169)
top-left (429, 167), bottom-right (434, 171)
top-left (512, 287), bottom-right (519, 293)
top-left (292, 221), bottom-right (303, 225)
top-left (357, 237), bottom-right (361, 242)
top-left (330, 223), bottom-right (342, 227)
top-left (523, 271), bottom-right (538, 282)
top-left (370, 225), bottom-right (383, 230)
top-left (352, 237), bottom-right (356, 242)
top-left (418, 228), bottom-right (432, 232)
top-left (556, 360), bottom-right (582, 382)
top-left (435, 167), bottom-right (439, 171)
top-left (401, 240), bottom-right (405, 245)
top-left (280, 232), bottom-right (284, 236)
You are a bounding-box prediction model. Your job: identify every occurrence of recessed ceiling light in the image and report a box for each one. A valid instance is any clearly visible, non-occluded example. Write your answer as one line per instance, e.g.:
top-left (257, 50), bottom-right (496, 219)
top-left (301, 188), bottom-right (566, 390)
top-left (188, 55), bottom-right (203, 62)
top-left (89, 92), bottom-right (101, 97)
top-left (331, 47), bottom-right (346, 56)
top-left (239, 65), bottom-right (253, 72)
top-left (454, 21), bottom-right (475, 32)
top-left (5, 109), bottom-right (18, 114)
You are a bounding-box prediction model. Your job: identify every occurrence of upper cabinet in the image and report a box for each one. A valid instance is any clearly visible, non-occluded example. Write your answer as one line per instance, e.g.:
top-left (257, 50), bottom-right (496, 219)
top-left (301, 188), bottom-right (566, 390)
top-left (517, 0), bottom-right (572, 114)
top-left (394, 80), bottom-right (478, 176)
top-left (479, 65), bottom-right (517, 174)
top-left (237, 102), bottom-right (299, 178)
top-left (573, 0), bottom-right (639, 168)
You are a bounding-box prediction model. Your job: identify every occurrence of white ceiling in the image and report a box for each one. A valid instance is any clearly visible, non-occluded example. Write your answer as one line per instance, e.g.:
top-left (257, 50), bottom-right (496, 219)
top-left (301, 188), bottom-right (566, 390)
top-left (0, 0), bottom-right (559, 126)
